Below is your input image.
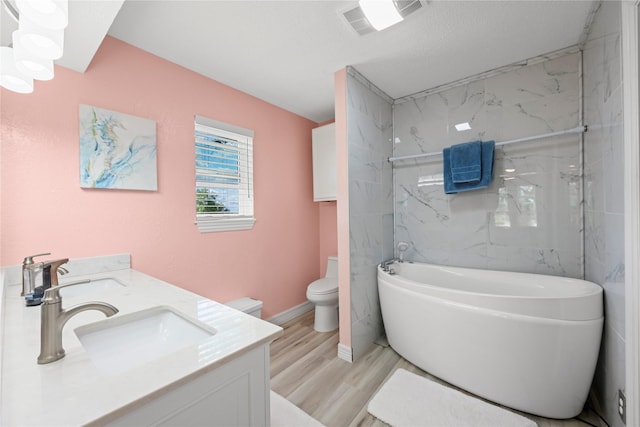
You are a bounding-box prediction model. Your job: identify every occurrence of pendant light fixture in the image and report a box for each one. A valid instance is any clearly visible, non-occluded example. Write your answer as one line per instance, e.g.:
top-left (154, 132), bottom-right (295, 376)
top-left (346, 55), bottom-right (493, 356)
top-left (15, 15), bottom-right (65, 59)
top-left (0, 46), bottom-right (34, 93)
top-left (16, 0), bottom-right (68, 30)
top-left (0, 0), bottom-right (67, 93)
top-left (12, 31), bottom-right (54, 80)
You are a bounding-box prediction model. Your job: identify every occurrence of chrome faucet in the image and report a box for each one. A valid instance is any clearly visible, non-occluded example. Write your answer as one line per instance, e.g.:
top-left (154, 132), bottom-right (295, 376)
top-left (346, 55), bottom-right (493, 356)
top-left (381, 258), bottom-right (397, 272)
top-left (23, 257), bottom-right (70, 306)
top-left (21, 252), bottom-right (50, 296)
top-left (37, 281), bottom-right (118, 364)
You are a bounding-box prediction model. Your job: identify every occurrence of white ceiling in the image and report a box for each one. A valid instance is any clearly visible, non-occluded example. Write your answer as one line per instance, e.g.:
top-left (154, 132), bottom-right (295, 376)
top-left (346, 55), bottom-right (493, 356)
top-left (2, 1), bottom-right (597, 123)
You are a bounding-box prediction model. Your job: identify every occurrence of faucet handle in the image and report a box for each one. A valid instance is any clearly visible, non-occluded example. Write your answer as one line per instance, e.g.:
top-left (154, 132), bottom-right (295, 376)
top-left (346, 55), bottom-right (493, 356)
top-left (23, 253), bottom-right (51, 265)
top-left (43, 258), bottom-right (69, 287)
top-left (42, 279), bottom-right (90, 304)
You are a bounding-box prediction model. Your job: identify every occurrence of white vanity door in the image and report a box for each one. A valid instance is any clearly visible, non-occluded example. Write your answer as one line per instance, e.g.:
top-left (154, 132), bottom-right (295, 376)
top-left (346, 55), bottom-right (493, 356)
top-left (106, 345), bottom-right (270, 427)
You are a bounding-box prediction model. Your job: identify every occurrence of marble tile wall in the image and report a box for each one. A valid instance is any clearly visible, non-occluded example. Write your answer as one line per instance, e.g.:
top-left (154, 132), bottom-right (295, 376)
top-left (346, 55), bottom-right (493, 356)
top-left (393, 53), bottom-right (583, 278)
top-left (582, 2), bottom-right (625, 426)
top-left (345, 68), bottom-right (394, 360)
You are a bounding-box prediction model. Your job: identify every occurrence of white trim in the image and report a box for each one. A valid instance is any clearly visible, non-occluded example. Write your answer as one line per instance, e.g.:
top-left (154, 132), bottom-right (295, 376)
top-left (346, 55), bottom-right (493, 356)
top-left (622, 2), bottom-right (640, 426)
top-left (337, 343), bottom-right (353, 363)
top-left (196, 216), bottom-right (255, 233)
top-left (194, 117), bottom-right (255, 231)
top-left (194, 115), bottom-right (254, 138)
top-left (265, 301), bottom-right (314, 326)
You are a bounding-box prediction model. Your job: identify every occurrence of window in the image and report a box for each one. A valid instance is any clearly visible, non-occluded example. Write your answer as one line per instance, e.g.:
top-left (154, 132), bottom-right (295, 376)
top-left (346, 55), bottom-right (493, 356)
top-left (195, 115), bottom-right (255, 232)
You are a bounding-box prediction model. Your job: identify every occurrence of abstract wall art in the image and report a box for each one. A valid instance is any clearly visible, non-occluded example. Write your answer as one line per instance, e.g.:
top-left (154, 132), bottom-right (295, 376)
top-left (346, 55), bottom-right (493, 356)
top-left (79, 104), bottom-right (157, 191)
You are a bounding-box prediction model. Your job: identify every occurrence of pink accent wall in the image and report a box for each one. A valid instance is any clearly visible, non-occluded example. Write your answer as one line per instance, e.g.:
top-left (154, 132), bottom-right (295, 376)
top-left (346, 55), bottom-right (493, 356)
top-left (0, 36), bottom-right (323, 319)
top-left (334, 69), bottom-right (351, 349)
top-left (314, 120), bottom-right (337, 276)
top-left (318, 201), bottom-right (337, 274)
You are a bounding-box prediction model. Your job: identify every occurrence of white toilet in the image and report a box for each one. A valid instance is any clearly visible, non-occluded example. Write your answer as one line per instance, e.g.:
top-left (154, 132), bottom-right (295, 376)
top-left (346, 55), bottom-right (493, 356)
top-left (306, 256), bottom-right (339, 332)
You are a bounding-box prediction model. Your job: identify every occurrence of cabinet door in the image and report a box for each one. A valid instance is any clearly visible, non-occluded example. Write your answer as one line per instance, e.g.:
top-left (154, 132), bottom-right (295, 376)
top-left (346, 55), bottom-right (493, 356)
top-left (107, 346), bottom-right (270, 427)
top-left (312, 123), bottom-right (337, 201)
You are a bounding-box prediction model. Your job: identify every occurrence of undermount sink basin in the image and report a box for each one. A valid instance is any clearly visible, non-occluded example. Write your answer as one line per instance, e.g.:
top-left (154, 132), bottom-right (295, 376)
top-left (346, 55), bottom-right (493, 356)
top-left (59, 278), bottom-right (124, 298)
top-left (75, 306), bottom-right (216, 374)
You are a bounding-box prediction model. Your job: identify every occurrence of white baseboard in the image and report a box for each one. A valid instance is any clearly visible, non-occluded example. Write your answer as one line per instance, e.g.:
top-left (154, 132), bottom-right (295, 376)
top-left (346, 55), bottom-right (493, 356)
top-left (266, 301), bottom-right (314, 326)
top-left (338, 343), bottom-right (353, 363)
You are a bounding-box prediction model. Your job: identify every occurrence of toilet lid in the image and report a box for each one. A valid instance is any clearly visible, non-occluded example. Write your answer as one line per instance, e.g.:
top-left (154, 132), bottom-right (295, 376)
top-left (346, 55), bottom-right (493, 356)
top-left (308, 277), bottom-right (338, 295)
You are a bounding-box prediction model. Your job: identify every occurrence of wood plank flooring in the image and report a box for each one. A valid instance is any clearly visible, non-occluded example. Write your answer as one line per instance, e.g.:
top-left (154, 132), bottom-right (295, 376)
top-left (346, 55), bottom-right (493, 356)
top-left (270, 310), bottom-right (608, 427)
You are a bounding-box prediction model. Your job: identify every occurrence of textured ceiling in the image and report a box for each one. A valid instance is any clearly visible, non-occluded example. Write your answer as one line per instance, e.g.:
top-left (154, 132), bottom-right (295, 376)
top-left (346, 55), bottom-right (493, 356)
top-left (1, 1), bottom-right (597, 123)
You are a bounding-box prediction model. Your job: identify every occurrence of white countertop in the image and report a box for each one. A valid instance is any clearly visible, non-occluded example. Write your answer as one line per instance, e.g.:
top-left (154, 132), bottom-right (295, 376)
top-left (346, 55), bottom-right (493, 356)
top-left (0, 257), bottom-right (282, 426)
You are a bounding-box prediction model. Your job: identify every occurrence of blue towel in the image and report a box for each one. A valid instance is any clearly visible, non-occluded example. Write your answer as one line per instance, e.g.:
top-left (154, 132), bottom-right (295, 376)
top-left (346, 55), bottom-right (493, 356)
top-left (450, 140), bottom-right (482, 183)
top-left (443, 140), bottom-right (495, 194)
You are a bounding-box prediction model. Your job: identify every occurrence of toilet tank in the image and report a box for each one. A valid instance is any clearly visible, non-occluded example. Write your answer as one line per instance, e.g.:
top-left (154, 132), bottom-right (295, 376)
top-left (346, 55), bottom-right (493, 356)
top-left (325, 256), bottom-right (338, 278)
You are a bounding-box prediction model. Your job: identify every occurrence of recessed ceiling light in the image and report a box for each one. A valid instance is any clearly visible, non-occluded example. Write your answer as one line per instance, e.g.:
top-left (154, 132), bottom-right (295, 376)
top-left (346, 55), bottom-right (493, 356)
top-left (454, 122), bottom-right (471, 131)
top-left (342, 1), bottom-right (423, 36)
top-left (358, 0), bottom-right (403, 31)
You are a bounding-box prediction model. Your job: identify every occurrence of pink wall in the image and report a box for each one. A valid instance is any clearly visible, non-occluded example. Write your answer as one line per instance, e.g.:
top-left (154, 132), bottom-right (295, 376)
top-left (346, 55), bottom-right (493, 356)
top-left (0, 36), bottom-right (323, 319)
top-left (314, 120), bottom-right (338, 276)
top-left (318, 201), bottom-right (337, 274)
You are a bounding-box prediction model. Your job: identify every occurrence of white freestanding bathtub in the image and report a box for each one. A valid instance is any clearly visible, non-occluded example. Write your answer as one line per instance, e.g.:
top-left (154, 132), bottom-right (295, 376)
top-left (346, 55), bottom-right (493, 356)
top-left (377, 261), bottom-right (603, 419)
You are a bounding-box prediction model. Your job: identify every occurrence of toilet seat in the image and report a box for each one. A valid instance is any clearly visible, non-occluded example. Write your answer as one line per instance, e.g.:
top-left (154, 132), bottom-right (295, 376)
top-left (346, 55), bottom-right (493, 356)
top-left (307, 278), bottom-right (338, 295)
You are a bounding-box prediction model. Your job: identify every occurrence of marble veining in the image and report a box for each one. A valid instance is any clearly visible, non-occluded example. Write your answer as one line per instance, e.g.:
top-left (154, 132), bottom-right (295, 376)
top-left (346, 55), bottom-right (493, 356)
top-left (394, 45), bottom-right (581, 105)
top-left (393, 52), bottom-right (583, 278)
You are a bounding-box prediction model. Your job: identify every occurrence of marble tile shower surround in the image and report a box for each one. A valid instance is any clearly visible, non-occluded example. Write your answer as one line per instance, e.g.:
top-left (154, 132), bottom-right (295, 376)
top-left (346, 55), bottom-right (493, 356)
top-left (582, 1), bottom-right (625, 426)
top-left (392, 53), bottom-right (583, 278)
top-left (345, 69), bottom-right (393, 360)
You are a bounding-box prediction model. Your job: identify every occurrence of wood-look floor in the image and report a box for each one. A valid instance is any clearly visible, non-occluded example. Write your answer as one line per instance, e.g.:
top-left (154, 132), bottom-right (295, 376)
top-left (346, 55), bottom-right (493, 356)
top-left (270, 310), bottom-right (608, 427)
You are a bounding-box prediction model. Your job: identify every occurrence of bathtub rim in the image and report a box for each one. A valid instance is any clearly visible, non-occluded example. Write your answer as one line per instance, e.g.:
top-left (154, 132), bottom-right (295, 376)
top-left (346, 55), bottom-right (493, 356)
top-left (378, 261), bottom-right (604, 321)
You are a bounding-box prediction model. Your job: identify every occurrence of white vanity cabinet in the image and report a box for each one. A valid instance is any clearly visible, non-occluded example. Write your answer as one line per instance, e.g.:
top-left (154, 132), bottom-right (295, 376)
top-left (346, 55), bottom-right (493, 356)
top-left (106, 345), bottom-right (270, 427)
top-left (312, 123), bottom-right (337, 201)
top-left (0, 259), bottom-right (283, 427)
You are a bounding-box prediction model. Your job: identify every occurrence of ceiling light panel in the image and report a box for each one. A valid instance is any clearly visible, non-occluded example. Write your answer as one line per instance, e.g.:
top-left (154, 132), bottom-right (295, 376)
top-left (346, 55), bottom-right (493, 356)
top-left (358, 0), bottom-right (403, 31)
top-left (343, 0), bottom-right (423, 36)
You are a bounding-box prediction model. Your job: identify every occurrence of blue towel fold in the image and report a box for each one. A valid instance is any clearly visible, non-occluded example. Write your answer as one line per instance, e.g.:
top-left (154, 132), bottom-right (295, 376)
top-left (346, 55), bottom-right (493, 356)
top-left (450, 140), bottom-right (482, 183)
top-left (443, 140), bottom-right (495, 194)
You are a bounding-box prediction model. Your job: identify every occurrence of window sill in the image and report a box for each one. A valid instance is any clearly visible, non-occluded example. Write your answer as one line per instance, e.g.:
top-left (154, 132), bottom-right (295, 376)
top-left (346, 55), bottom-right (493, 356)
top-left (196, 216), bottom-right (255, 233)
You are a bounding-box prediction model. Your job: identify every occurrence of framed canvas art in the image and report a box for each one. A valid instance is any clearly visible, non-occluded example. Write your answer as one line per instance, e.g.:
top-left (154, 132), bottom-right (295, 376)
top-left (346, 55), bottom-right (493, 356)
top-left (79, 104), bottom-right (157, 191)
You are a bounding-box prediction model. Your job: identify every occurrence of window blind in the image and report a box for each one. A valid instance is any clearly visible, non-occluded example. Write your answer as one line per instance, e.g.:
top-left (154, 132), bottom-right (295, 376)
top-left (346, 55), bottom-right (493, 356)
top-left (195, 122), bottom-right (253, 219)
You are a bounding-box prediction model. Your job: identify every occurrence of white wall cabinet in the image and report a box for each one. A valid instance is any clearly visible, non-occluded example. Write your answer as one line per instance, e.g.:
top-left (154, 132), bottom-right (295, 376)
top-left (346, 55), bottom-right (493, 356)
top-left (312, 123), bottom-right (337, 201)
